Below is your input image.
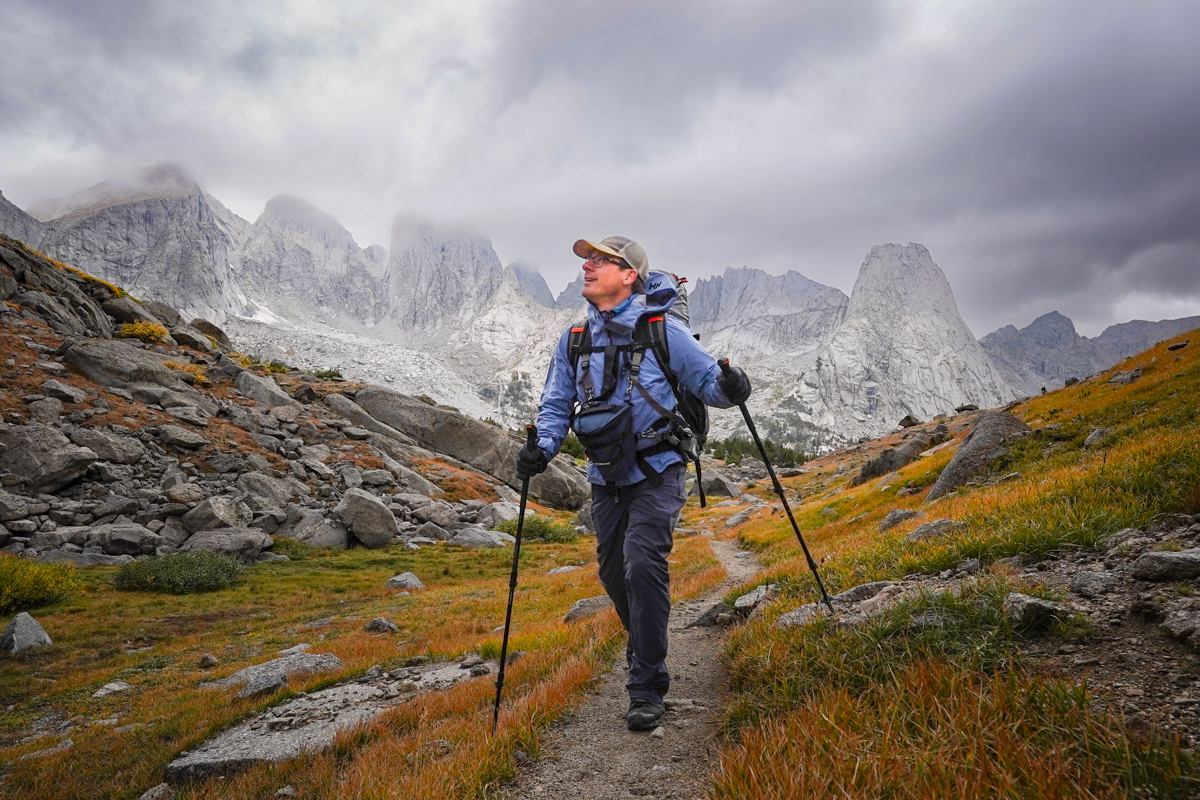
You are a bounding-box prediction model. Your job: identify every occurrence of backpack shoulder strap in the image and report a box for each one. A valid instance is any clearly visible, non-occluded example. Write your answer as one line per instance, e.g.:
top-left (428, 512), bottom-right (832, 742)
top-left (635, 315), bottom-right (677, 390)
top-left (567, 319), bottom-right (590, 370)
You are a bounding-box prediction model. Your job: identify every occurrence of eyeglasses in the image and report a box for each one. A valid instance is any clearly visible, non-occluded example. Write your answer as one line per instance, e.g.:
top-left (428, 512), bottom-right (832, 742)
top-left (585, 254), bottom-right (626, 267)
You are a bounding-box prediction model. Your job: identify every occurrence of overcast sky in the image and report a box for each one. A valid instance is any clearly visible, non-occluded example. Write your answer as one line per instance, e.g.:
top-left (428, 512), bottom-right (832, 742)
top-left (2, 0), bottom-right (1198, 337)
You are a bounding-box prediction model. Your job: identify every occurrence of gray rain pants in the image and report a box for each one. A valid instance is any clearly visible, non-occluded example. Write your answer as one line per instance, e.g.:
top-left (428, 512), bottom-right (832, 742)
top-left (591, 462), bottom-right (686, 703)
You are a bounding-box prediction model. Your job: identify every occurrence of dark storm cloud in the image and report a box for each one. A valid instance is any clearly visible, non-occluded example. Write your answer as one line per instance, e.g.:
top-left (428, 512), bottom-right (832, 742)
top-left (1, 0), bottom-right (1198, 336)
top-left (490, 0), bottom-right (891, 135)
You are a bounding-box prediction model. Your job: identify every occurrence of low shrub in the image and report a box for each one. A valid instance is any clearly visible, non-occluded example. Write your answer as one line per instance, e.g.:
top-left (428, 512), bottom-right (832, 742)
top-left (313, 368), bottom-right (343, 379)
top-left (560, 432), bottom-right (586, 460)
top-left (707, 436), bottom-right (808, 467)
top-left (113, 551), bottom-right (245, 594)
top-left (118, 321), bottom-right (168, 343)
top-left (497, 514), bottom-right (579, 543)
top-left (265, 360), bottom-right (291, 374)
top-left (0, 556), bottom-right (82, 614)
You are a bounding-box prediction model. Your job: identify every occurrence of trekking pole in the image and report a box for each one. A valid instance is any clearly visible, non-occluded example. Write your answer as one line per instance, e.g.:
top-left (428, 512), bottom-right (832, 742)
top-left (718, 360), bottom-right (835, 614)
top-left (492, 423), bottom-right (538, 736)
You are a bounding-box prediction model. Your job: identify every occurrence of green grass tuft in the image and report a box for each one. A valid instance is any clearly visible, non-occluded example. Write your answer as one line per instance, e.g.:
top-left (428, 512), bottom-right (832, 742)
top-left (270, 538), bottom-right (315, 561)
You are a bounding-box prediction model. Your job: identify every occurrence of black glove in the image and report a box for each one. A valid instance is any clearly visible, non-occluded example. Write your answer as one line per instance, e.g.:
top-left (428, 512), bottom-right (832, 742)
top-left (719, 365), bottom-right (752, 405)
top-left (516, 444), bottom-right (548, 480)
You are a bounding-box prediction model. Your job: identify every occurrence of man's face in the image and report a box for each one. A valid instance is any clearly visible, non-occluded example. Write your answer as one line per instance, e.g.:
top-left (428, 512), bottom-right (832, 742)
top-left (580, 253), bottom-right (637, 311)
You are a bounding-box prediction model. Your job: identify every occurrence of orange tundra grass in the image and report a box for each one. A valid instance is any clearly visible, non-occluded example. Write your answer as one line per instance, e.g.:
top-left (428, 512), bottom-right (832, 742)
top-left (705, 330), bottom-right (1200, 798)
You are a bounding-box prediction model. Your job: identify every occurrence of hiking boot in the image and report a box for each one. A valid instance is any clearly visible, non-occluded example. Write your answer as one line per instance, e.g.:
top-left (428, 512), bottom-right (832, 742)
top-left (626, 698), bottom-right (664, 731)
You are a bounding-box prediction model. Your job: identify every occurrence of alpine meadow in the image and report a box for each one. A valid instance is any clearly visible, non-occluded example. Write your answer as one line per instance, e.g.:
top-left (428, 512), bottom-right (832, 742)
top-left (3, 2), bottom-right (1200, 798)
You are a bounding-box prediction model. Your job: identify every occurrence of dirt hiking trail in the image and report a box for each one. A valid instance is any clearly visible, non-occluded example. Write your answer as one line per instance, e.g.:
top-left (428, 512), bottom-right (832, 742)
top-left (500, 537), bottom-right (761, 799)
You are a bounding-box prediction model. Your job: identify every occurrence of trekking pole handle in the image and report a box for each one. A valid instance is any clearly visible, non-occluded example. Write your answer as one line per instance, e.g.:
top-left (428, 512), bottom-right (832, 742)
top-left (525, 423), bottom-right (537, 450)
top-left (717, 358), bottom-right (733, 378)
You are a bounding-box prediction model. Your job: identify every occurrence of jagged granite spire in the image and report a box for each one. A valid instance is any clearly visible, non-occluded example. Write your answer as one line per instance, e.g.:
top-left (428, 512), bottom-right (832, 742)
top-left (689, 267), bottom-right (848, 364)
top-left (508, 262), bottom-right (555, 308)
top-left (789, 243), bottom-right (1017, 436)
top-left (555, 273), bottom-right (588, 311)
top-left (381, 218), bottom-right (505, 332)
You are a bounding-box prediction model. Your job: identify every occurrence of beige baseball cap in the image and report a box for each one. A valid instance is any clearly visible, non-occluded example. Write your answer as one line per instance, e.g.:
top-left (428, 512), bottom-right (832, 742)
top-left (573, 236), bottom-right (649, 282)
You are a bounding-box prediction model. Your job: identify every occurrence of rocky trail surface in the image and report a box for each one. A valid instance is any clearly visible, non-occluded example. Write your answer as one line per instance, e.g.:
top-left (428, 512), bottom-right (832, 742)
top-left (498, 537), bottom-right (761, 800)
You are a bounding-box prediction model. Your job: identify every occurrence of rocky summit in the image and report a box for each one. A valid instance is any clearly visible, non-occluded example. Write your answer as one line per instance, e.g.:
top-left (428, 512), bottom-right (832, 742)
top-left (980, 310), bottom-right (1200, 397)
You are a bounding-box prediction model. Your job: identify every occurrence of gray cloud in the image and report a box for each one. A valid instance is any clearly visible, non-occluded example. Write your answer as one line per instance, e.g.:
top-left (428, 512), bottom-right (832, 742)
top-left (1, 0), bottom-right (1198, 337)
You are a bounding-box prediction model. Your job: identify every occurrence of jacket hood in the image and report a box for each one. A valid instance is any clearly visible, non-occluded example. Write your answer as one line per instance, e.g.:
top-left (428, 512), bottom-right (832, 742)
top-left (587, 281), bottom-right (678, 330)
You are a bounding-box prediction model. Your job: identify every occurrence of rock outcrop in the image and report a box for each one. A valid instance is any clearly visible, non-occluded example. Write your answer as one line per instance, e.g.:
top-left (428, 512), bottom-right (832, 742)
top-left (0, 237), bottom-right (114, 339)
top-left (1, 612), bottom-right (53, 654)
top-left (0, 424), bottom-right (97, 493)
top-left (353, 385), bottom-right (589, 509)
top-left (850, 425), bottom-right (946, 487)
top-left (926, 411), bottom-right (1030, 502)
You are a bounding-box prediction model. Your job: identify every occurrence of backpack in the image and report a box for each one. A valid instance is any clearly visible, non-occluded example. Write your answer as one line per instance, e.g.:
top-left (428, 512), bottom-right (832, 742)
top-left (566, 271), bottom-right (711, 505)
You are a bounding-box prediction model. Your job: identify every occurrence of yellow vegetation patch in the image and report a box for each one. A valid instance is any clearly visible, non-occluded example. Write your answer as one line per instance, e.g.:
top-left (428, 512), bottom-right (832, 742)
top-left (118, 321), bottom-right (168, 343)
top-left (163, 361), bottom-right (206, 379)
top-left (0, 557), bottom-right (82, 615)
top-left (7, 238), bottom-right (132, 299)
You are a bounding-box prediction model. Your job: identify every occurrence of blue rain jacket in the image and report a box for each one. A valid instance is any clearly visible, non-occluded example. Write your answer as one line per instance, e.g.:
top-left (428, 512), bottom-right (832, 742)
top-left (536, 283), bottom-right (735, 486)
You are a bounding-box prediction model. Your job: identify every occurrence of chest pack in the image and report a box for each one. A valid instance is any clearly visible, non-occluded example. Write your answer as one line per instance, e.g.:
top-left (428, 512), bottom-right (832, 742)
top-left (565, 281), bottom-right (710, 505)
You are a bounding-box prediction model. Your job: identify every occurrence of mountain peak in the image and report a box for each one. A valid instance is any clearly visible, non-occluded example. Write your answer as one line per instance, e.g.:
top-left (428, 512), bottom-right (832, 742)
top-left (844, 242), bottom-right (971, 340)
top-left (555, 273), bottom-right (587, 311)
top-left (257, 194), bottom-right (358, 250)
top-left (0, 189), bottom-right (46, 246)
top-left (796, 243), bottom-right (1015, 432)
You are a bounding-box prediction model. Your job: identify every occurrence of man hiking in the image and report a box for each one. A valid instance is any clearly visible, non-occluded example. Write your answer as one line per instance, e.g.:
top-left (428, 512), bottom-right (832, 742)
top-left (515, 236), bottom-right (752, 732)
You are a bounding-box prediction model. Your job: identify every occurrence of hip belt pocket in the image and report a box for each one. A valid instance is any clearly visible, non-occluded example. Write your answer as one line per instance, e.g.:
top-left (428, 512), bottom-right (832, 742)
top-left (573, 403), bottom-right (636, 484)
